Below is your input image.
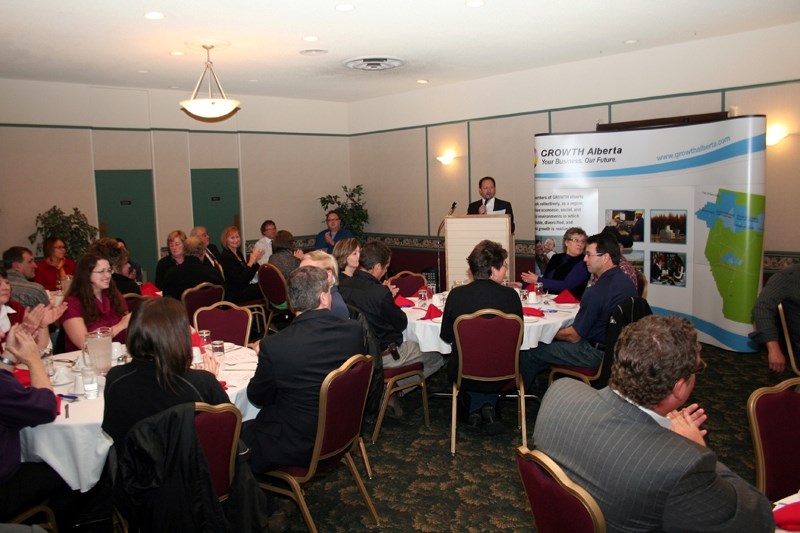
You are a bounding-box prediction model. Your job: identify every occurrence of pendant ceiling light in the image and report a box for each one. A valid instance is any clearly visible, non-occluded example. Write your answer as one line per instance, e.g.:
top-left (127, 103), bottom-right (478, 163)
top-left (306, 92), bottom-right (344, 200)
top-left (179, 44), bottom-right (240, 120)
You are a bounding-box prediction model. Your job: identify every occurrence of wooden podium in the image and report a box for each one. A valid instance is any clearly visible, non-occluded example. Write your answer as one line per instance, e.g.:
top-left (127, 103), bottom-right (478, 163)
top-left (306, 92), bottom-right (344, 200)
top-left (443, 214), bottom-right (514, 289)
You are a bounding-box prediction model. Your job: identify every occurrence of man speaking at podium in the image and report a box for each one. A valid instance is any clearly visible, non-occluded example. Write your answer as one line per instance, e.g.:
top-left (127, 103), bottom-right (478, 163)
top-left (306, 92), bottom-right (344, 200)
top-left (467, 176), bottom-right (515, 233)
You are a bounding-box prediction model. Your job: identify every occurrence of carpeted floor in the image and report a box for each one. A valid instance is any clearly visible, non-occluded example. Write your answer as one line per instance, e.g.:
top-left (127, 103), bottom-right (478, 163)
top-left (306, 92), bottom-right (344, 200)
top-left (275, 343), bottom-right (787, 532)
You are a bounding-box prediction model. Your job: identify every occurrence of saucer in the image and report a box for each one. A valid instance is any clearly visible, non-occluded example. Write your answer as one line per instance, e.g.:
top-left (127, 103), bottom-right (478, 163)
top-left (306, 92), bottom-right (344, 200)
top-left (556, 303), bottom-right (578, 310)
top-left (524, 316), bottom-right (540, 323)
top-left (431, 317), bottom-right (443, 323)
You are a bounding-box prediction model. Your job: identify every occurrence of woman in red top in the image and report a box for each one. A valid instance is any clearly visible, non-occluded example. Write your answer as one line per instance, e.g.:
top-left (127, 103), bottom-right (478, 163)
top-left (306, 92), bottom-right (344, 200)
top-left (33, 238), bottom-right (76, 292)
top-left (60, 254), bottom-right (130, 352)
top-left (0, 267), bottom-right (65, 354)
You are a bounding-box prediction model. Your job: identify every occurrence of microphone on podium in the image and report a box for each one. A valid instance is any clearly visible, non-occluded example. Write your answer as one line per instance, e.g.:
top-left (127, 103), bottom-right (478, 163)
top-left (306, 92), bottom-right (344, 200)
top-left (447, 202), bottom-right (457, 216)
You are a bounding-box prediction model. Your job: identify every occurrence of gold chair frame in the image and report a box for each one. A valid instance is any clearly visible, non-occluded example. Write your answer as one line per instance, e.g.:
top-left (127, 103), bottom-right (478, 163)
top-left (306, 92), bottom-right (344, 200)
top-left (193, 301), bottom-right (253, 347)
top-left (194, 402), bottom-right (242, 502)
top-left (778, 302), bottom-right (800, 376)
top-left (370, 365), bottom-right (430, 445)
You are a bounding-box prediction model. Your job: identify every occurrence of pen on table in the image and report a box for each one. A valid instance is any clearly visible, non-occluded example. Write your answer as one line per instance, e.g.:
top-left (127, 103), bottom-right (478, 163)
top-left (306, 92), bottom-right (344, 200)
top-left (58, 394), bottom-right (79, 400)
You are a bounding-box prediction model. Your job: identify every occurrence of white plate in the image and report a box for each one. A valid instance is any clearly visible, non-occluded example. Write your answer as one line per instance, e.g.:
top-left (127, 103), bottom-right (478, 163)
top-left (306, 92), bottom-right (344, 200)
top-left (524, 316), bottom-right (540, 323)
top-left (556, 303), bottom-right (578, 310)
top-left (431, 317), bottom-right (443, 323)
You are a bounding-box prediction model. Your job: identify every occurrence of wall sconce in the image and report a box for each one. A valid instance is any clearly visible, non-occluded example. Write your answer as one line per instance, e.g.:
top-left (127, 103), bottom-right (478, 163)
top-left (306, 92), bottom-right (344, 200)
top-left (437, 150), bottom-right (457, 165)
top-left (766, 124), bottom-right (789, 146)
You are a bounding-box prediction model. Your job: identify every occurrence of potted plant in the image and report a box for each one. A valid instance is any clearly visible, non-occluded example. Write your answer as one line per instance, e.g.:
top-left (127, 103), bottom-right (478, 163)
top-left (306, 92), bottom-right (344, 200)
top-left (28, 206), bottom-right (99, 260)
top-left (319, 185), bottom-right (370, 239)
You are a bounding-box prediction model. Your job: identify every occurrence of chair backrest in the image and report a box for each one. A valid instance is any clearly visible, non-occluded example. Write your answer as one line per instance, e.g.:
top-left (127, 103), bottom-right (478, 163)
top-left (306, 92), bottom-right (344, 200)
top-left (635, 271), bottom-right (648, 298)
top-left (778, 302), bottom-right (800, 376)
top-left (258, 264), bottom-right (288, 309)
top-left (303, 354), bottom-right (373, 482)
top-left (182, 282), bottom-right (225, 320)
top-left (516, 446), bottom-right (606, 533)
top-left (195, 402), bottom-right (242, 501)
top-left (387, 271), bottom-right (427, 297)
top-left (746, 377), bottom-right (800, 501)
top-left (123, 293), bottom-right (151, 314)
top-left (453, 309), bottom-right (523, 385)
top-left (594, 296), bottom-right (652, 389)
top-left (193, 301), bottom-right (253, 346)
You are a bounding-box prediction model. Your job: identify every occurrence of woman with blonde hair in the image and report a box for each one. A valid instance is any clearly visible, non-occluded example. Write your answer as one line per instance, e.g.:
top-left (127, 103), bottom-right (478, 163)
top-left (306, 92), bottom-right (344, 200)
top-left (219, 225), bottom-right (264, 304)
top-left (154, 230), bottom-right (187, 290)
top-left (299, 251), bottom-right (348, 319)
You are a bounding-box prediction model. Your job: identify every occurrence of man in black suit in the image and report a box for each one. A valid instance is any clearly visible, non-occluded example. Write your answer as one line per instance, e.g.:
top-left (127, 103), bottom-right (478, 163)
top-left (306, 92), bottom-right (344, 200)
top-left (534, 315), bottom-right (774, 532)
top-left (161, 236), bottom-right (225, 300)
top-left (243, 266), bottom-right (365, 472)
top-left (466, 176), bottom-right (515, 233)
top-left (190, 226), bottom-right (224, 275)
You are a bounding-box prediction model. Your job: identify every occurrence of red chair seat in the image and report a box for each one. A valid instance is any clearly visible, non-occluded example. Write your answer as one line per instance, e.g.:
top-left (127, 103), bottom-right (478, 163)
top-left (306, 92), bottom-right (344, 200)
top-left (383, 362), bottom-right (423, 379)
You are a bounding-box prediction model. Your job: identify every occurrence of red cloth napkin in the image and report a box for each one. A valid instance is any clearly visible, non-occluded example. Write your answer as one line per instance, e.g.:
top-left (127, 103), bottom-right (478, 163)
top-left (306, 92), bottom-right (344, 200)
top-left (13, 368), bottom-right (31, 387)
top-left (421, 304), bottom-right (443, 320)
top-left (218, 381), bottom-right (228, 391)
top-left (140, 282), bottom-right (162, 298)
top-left (191, 331), bottom-right (202, 348)
top-left (523, 307), bottom-right (545, 317)
top-left (394, 295), bottom-right (415, 308)
top-left (554, 290), bottom-right (579, 304)
top-left (55, 394), bottom-right (62, 416)
top-left (775, 501), bottom-right (800, 531)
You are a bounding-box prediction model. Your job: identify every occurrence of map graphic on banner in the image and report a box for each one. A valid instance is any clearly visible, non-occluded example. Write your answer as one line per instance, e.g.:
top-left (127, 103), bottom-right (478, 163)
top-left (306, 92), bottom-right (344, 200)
top-left (533, 116), bottom-right (766, 352)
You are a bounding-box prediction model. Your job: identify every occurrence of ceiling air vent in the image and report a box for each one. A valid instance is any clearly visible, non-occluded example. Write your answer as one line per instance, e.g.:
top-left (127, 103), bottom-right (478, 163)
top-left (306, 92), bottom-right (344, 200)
top-left (344, 56), bottom-right (404, 71)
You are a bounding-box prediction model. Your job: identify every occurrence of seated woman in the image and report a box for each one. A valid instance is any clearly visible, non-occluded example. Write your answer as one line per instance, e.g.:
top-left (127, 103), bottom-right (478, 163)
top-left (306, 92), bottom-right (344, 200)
top-left (520, 227), bottom-right (590, 299)
top-left (33, 237), bottom-right (76, 292)
top-left (102, 297), bottom-right (226, 447)
top-left (300, 250), bottom-right (349, 319)
top-left (0, 266), bottom-right (65, 353)
top-left (154, 230), bottom-right (187, 290)
top-left (332, 237), bottom-right (361, 280)
top-left (60, 254), bottom-right (130, 352)
top-left (89, 238), bottom-right (140, 295)
top-left (267, 230), bottom-right (302, 282)
top-left (219, 225), bottom-right (264, 304)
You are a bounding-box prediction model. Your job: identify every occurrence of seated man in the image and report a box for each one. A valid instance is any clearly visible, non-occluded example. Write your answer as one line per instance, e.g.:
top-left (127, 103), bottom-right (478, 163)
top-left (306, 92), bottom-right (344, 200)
top-left (253, 219), bottom-right (277, 266)
top-left (190, 226), bottom-right (224, 275)
top-left (750, 262), bottom-right (800, 373)
top-left (161, 236), bottom-right (226, 301)
top-left (339, 240), bottom-right (444, 379)
top-left (533, 315), bottom-right (774, 532)
top-left (243, 266), bottom-right (365, 472)
top-left (314, 210), bottom-right (353, 253)
top-left (0, 325), bottom-right (76, 528)
top-left (521, 233), bottom-right (637, 390)
top-left (440, 240), bottom-right (522, 434)
top-left (3, 246), bottom-right (49, 307)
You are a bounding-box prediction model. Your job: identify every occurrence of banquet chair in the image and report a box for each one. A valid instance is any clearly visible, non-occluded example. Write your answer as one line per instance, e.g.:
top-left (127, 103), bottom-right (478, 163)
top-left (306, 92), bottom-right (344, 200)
top-left (10, 501), bottom-right (58, 532)
top-left (182, 282), bottom-right (225, 321)
top-left (387, 270), bottom-right (428, 297)
top-left (237, 298), bottom-right (267, 338)
top-left (257, 264), bottom-right (293, 334)
top-left (778, 302), bottom-right (800, 376)
top-left (194, 301), bottom-right (253, 347)
top-left (258, 354), bottom-right (379, 533)
top-left (371, 361), bottom-right (430, 445)
top-left (746, 376), bottom-right (800, 501)
top-left (636, 271), bottom-right (648, 299)
top-left (194, 402), bottom-right (242, 502)
top-left (122, 292), bottom-right (151, 314)
top-left (452, 309), bottom-right (525, 455)
top-left (549, 296), bottom-right (651, 389)
top-left (516, 446), bottom-right (606, 533)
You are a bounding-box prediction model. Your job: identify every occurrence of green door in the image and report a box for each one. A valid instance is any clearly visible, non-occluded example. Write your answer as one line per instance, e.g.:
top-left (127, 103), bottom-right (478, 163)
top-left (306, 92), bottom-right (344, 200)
top-left (191, 168), bottom-right (241, 249)
top-left (95, 170), bottom-right (158, 282)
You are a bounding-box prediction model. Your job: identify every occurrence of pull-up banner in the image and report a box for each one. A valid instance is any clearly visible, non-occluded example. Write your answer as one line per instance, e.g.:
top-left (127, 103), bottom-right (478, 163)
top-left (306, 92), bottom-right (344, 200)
top-left (534, 116), bottom-right (766, 352)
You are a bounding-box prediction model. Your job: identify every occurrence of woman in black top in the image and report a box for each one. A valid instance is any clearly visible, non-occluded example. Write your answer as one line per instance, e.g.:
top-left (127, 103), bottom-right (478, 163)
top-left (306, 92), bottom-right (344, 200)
top-left (520, 227), bottom-right (590, 299)
top-left (219, 225), bottom-right (264, 304)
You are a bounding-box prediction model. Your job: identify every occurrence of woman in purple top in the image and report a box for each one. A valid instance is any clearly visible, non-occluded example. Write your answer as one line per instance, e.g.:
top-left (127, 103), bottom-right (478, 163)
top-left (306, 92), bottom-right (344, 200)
top-left (520, 227), bottom-right (590, 300)
top-left (60, 253), bottom-right (130, 352)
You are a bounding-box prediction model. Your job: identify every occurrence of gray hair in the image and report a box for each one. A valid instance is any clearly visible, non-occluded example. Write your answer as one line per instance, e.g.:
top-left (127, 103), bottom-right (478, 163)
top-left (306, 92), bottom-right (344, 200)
top-left (287, 266), bottom-right (329, 313)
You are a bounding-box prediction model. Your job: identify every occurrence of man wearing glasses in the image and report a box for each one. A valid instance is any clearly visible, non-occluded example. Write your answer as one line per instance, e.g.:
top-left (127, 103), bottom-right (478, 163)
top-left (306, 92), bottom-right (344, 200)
top-left (520, 233), bottom-right (636, 390)
top-left (314, 210), bottom-right (353, 253)
top-left (533, 315), bottom-right (773, 532)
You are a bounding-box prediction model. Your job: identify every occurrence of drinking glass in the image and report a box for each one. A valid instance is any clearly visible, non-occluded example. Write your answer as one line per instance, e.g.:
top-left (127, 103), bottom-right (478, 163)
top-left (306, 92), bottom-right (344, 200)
top-left (520, 289), bottom-right (529, 303)
top-left (427, 283), bottom-right (437, 297)
top-left (418, 290), bottom-right (428, 308)
top-left (82, 367), bottom-right (99, 400)
top-left (535, 282), bottom-right (545, 301)
top-left (211, 340), bottom-right (225, 375)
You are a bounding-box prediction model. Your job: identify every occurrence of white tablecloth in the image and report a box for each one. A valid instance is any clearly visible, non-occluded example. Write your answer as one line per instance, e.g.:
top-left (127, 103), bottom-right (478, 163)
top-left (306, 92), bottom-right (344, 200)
top-left (402, 301), bottom-right (578, 354)
top-left (19, 346), bottom-right (259, 492)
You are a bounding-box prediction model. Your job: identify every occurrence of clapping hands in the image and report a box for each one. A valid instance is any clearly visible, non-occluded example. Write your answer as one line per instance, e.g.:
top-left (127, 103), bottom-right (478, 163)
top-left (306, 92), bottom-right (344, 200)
top-left (669, 403), bottom-right (707, 446)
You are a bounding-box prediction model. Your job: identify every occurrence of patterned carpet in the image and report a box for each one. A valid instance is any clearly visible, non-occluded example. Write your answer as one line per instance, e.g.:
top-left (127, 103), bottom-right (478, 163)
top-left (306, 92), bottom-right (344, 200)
top-left (276, 343), bottom-right (786, 532)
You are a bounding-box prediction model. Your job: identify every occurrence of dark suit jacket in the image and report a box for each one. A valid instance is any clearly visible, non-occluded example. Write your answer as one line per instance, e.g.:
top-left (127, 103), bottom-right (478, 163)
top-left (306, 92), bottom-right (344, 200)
top-left (201, 244), bottom-right (224, 272)
top-left (160, 256), bottom-right (226, 301)
top-left (339, 270), bottom-right (406, 350)
top-left (243, 309), bottom-right (365, 472)
top-left (467, 197), bottom-right (515, 233)
top-left (219, 248), bottom-right (261, 304)
top-left (533, 379), bottom-right (774, 533)
top-left (439, 279), bottom-right (523, 384)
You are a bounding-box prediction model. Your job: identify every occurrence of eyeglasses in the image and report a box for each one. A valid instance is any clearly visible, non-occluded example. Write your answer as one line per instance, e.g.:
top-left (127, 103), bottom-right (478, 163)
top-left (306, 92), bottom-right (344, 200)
top-left (568, 238), bottom-right (586, 244)
top-left (584, 252), bottom-right (606, 258)
top-left (326, 218), bottom-right (340, 222)
top-left (53, 245), bottom-right (66, 249)
top-left (92, 268), bottom-right (113, 275)
top-left (692, 358), bottom-right (707, 375)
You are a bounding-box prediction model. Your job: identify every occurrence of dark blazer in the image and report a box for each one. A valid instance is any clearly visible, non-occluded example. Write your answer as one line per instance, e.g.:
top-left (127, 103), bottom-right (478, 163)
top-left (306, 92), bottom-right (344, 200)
top-left (467, 197), bottom-right (515, 233)
top-left (113, 273), bottom-right (141, 296)
top-left (243, 309), bottom-right (365, 472)
top-left (533, 379), bottom-right (774, 533)
top-left (161, 256), bottom-right (226, 301)
top-left (202, 244), bottom-right (224, 273)
top-left (219, 248), bottom-right (261, 304)
top-left (440, 278), bottom-right (523, 385)
top-left (339, 270), bottom-right (407, 350)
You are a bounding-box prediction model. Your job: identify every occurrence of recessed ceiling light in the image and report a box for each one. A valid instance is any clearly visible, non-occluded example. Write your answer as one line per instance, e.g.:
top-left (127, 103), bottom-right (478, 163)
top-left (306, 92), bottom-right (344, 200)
top-left (137, 70), bottom-right (149, 74)
top-left (335, 4), bottom-right (355, 12)
top-left (144, 11), bottom-right (164, 20)
top-left (170, 51), bottom-right (185, 57)
top-left (303, 35), bottom-right (319, 42)
top-left (417, 79), bottom-right (429, 85)
top-left (300, 49), bottom-right (329, 56)
top-left (249, 79), bottom-right (260, 83)
top-left (169, 85), bottom-right (180, 89)
top-left (623, 39), bottom-right (639, 45)
top-left (465, 0), bottom-right (485, 7)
